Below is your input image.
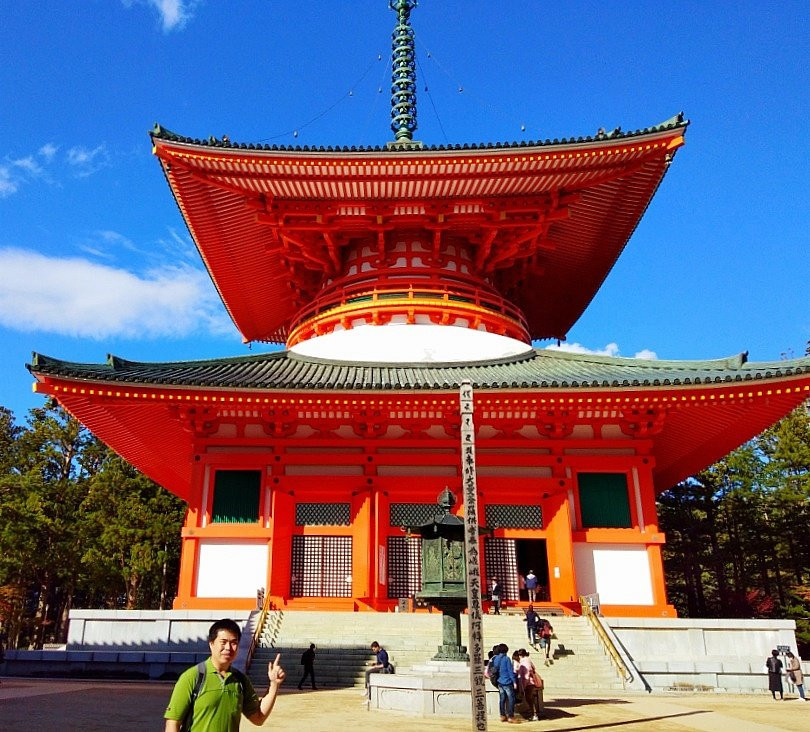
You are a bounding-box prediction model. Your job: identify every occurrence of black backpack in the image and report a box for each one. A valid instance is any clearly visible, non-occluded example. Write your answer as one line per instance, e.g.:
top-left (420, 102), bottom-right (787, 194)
top-left (487, 656), bottom-right (500, 688)
top-left (180, 662), bottom-right (245, 731)
top-left (180, 662), bottom-right (207, 732)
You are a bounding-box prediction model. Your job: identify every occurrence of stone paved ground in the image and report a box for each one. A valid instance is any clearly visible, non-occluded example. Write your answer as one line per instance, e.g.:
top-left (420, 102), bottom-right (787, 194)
top-left (0, 678), bottom-right (807, 731)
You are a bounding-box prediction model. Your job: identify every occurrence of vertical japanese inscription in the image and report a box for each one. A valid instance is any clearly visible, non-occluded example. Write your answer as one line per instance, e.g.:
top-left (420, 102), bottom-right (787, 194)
top-left (460, 380), bottom-right (487, 731)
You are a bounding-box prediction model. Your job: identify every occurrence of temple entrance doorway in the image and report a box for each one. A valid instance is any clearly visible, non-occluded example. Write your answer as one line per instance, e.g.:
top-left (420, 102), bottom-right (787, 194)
top-left (484, 538), bottom-right (549, 603)
top-left (516, 539), bottom-right (549, 602)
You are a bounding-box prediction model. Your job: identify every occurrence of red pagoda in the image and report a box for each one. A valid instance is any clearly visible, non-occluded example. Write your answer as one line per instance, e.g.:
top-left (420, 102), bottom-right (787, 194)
top-left (29, 2), bottom-right (810, 616)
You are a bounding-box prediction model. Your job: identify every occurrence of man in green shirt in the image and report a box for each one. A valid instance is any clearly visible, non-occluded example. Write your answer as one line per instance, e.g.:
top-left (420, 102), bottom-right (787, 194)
top-left (165, 618), bottom-right (285, 731)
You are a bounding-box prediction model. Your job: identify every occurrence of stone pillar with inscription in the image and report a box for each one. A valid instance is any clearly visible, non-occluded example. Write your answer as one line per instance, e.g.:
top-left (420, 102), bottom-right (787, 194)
top-left (460, 380), bottom-right (488, 732)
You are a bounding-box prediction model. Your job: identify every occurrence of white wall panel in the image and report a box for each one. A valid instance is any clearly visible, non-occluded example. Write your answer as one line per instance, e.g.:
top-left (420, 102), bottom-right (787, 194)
top-left (573, 543), bottom-right (653, 605)
top-left (196, 540), bottom-right (268, 598)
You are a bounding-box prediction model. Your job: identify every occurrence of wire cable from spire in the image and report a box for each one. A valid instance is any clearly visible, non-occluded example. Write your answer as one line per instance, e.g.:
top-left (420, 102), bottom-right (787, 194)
top-left (415, 55), bottom-right (448, 144)
top-left (361, 53), bottom-right (393, 142)
top-left (257, 54), bottom-right (381, 142)
top-left (419, 35), bottom-right (533, 138)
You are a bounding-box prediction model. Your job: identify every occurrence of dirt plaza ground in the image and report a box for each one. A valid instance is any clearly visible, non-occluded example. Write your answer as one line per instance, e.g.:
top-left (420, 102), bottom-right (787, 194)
top-left (0, 678), bottom-right (807, 731)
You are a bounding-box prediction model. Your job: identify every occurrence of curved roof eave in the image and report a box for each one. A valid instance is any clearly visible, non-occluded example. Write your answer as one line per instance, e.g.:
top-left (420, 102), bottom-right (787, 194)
top-left (149, 113), bottom-right (689, 156)
top-left (28, 348), bottom-right (810, 393)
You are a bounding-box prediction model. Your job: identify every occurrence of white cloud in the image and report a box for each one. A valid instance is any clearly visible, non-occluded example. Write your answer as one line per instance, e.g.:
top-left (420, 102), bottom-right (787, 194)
top-left (0, 166), bottom-right (18, 197)
top-left (123, 0), bottom-right (197, 32)
top-left (66, 145), bottom-right (110, 177)
top-left (38, 143), bottom-right (58, 161)
top-left (0, 247), bottom-right (230, 339)
top-left (12, 156), bottom-right (44, 176)
top-left (96, 229), bottom-right (140, 253)
top-left (1, 141), bottom-right (101, 195)
top-left (156, 227), bottom-right (199, 263)
top-left (545, 341), bottom-right (658, 360)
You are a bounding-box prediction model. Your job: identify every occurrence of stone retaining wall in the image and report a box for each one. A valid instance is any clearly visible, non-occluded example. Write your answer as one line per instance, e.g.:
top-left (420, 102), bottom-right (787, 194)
top-left (605, 617), bottom-right (806, 693)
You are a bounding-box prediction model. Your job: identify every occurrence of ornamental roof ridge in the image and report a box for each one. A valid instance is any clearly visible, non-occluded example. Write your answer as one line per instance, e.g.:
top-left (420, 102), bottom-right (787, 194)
top-left (149, 113), bottom-right (688, 155)
top-left (535, 349), bottom-right (754, 371)
top-left (29, 349), bottom-right (291, 373)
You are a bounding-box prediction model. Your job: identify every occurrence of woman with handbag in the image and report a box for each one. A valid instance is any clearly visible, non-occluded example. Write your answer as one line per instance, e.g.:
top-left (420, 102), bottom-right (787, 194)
top-left (766, 649), bottom-right (784, 700)
top-left (785, 651), bottom-right (806, 701)
top-left (517, 648), bottom-right (544, 721)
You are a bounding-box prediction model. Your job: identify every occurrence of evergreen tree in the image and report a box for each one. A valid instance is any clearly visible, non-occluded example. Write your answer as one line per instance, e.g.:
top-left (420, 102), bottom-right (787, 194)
top-left (0, 402), bottom-right (185, 647)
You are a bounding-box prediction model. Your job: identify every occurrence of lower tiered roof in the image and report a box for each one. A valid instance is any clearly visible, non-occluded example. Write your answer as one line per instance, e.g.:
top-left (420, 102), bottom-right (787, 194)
top-left (28, 349), bottom-right (810, 500)
top-left (29, 349), bottom-right (809, 391)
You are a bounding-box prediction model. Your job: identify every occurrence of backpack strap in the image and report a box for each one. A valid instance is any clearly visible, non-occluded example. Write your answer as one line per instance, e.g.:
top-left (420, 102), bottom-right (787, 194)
top-left (180, 661), bottom-right (207, 732)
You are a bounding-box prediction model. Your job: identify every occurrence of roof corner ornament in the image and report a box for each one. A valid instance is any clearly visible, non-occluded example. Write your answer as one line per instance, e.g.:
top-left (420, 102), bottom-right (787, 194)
top-left (389, 0), bottom-right (420, 146)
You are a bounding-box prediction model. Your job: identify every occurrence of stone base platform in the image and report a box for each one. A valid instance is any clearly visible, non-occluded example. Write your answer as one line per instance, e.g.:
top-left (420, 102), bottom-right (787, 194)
top-left (369, 661), bottom-right (501, 716)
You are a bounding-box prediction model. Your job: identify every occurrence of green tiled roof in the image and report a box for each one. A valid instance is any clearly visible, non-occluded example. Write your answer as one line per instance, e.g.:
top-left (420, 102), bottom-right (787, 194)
top-left (28, 348), bottom-right (810, 392)
top-left (149, 113), bottom-right (688, 154)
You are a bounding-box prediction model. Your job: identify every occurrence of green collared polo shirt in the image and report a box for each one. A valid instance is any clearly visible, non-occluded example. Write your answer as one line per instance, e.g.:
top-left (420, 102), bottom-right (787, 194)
top-left (165, 657), bottom-right (261, 731)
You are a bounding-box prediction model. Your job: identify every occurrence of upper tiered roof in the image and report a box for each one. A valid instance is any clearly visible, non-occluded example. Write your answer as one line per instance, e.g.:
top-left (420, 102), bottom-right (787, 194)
top-left (150, 115), bottom-right (687, 345)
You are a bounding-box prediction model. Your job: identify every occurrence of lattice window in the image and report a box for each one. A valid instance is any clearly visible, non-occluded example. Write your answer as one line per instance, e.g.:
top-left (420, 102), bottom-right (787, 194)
top-left (484, 538), bottom-right (519, 601)
top-left (295, 503), bottom-right (351, 526)
top-left (387, 536), bottom-right (422, 598)
top-left (390, 503), bottom-right (437, 527)
top-left (290, 536), bottom-right (352, 597)
top-left (485, 504), bottom-right (543, 529)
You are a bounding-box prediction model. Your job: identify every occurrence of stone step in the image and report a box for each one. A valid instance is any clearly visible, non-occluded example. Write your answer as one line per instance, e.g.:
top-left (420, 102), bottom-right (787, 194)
top-left (248, 611), bottom-right (625, 691)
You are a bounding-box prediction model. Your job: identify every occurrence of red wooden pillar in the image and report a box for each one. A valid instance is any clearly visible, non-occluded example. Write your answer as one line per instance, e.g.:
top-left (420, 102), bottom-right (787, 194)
top-left (543, 491), bottom-right (578, 607)
top-left (351, 487), bottom-right (374, 607)
top-left (268, 488), bottom-right (295, 606)
top-left (173, 457), bottom-right (205, 609)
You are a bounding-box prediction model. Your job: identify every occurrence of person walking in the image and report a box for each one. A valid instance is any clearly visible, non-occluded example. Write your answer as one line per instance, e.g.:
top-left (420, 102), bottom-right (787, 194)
top-left (517, 648), bottom-right (544, 721)
top-left (523, 604), bottom-right (540, 647)
top-left (766, 649), bottom-right (784, 700)
top-left (525, 570), bottom-right (538, 603)
top-left (539, 618), bottom-right (554, 665)
top-left (297, 643), bottom-right (318, 690)
top-left (164, 618), bottom-right (285, 731)
top-left (491, 577), bottom-right (502, 615)
top-left (785, 651), bottom-right (806, 701)
top-left (490, 643), bottom-right (518, 723)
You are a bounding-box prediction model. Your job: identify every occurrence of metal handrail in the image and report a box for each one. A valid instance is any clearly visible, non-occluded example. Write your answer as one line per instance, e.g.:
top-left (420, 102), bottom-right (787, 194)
top-left (578, 595), bottom-right (633, 685)
top-left (246, 594), bottom-right (274, 670)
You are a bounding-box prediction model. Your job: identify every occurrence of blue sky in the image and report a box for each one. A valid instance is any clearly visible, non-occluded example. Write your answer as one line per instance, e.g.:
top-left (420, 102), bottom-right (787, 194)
top-left (1, 1), bottom-right (808, 424)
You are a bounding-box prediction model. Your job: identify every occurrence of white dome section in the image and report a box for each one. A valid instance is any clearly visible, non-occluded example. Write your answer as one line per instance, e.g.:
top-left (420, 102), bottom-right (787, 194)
top-left (290, 323), bottom-right (533, 363)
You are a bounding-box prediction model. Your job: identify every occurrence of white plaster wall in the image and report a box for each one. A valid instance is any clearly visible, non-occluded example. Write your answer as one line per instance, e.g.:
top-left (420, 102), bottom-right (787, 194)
top-left (196, 540), bottom-right (268, 598)
top-left (66, 609), bottom-right (252, 650)
top-left (290, 323), bottom-right (533, 362)
top-left (608, 617), bottom-right (798, 660)
top-left (573, 543), bottom-right (654, 605)
top-left (604, 617), bottom-right (800, 692)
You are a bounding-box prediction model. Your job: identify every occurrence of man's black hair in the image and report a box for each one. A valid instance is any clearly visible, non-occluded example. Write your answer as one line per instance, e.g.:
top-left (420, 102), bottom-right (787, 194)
top-left (208, 618), bottom-right (242, 643)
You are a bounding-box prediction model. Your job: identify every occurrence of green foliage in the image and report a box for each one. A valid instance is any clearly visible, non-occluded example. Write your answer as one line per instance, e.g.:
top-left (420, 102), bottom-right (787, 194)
top-left (659, 398), bottom-right (810, 655)
top-left (0, 402), bottom-right (185, 648)
top-left (80, 456), bottom-right (185, 609)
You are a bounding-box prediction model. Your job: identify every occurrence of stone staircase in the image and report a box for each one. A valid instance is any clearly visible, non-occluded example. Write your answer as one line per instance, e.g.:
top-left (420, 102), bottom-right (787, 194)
top-left (248, 610), bottom-right (626, 693)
